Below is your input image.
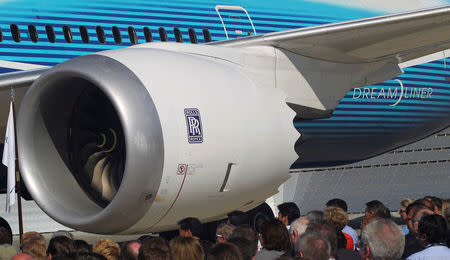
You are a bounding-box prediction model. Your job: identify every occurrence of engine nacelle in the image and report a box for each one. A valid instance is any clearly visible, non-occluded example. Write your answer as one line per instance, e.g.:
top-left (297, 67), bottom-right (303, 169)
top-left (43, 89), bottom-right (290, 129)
top-left (17, 45), bottom-right (298, 234)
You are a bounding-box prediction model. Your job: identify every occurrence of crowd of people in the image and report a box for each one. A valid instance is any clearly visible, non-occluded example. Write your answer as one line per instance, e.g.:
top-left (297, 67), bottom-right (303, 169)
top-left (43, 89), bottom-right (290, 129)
top-left (0, 196), bottom-right (449, 260)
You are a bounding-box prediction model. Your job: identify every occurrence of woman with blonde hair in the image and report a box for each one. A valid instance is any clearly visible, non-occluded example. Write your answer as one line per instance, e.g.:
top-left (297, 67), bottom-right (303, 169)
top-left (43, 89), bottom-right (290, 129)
top-left (324, 206), bottom-right (353, 250)
top-left (93, 239), bottom-right (120, 260)
top-left (169, 236), bottom-right (204, 260)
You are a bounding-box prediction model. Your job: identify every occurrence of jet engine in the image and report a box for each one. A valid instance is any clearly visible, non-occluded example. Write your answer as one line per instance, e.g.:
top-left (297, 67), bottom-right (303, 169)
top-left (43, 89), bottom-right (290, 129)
top-left (17, 45), bottom-right (298, 234)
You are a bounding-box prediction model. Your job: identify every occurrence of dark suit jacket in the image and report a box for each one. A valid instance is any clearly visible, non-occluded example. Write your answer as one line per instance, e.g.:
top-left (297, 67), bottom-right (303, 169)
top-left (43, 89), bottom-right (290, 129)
top-left (335, 248), bottom-right (360, 260)
top-left (402, 233), bottom-right (424, 258)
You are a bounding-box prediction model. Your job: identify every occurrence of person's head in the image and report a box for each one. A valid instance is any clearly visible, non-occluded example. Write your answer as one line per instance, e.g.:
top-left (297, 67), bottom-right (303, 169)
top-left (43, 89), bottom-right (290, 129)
top-left (428, 196), bottom-right (443, 214)
top-left (365, 200), bottom-right (391, 220)
top-left (288, 218), bottom-right (309, 245)
top-left (208, 242), bottom-right (242, 260)
top-left (414, 199), bottom-right (433, 211)
top-left (75, 253), bottom-right (107, 260)
top-left (47, 236), bottom-right (75, 259)
top-left (259, 218), bottom-right (290, 252)
top-left (295, 232), bottom-right (330, 260)
top-left (363, 200), bottom-right (390, 230)
top-left (417, 214), bottom-right (447, 245)
top-left (277, 202), bottom-right (300, 226)
top-left (360, 219), bottom-right (405, 260)
top-left (253, 213), bottom-right (269, 234)
top-left (442, 199), bottom-right (450, 220)
top-left (325, 198), bottom-right (348, 212)
top-left (21, 231), bottom-right (44, 245)
top-left (21, 234), bottom-right (47, 260)
top-left (423, 196), bottom-right (442, 214)
top-left (411, 207), bottom-right (434, 236)
top-left (324, 206), bottom-right (348, 231)
top-left (304, 210), bottom-right (326, 224)
top-left (444, 203), bottom-right (450, 222)
top-left (74, 240), bottom-right (92, 256)
top-left (405, 201), bottom-right (425, 216)
top-left (216, 223), bottom-right (236, 243)
top-left (121, 241), bottom-right (141, 260)
top-left (229, 225), bottom-right (258, 254)
top-left (305, 222), bottom-right (338, 257)
top-left (138, 237), bottom-right (169, 260)
top-left (93, 239), bottom-right (120, 260)
top-left (227, 211), bottom-right (249, 226)
top-left (177, 217), bottom-right (203, 238)
top-left (228, 237), bottom-right (255, 260)
top-left (0, 226), bottom-right (12, 246)
top-left (169, 236), bottom-right (204, 260)
top-left (405, 202), bottom-right (427, 233)
top-left (51, 231), bottom-right (73, 240)
top-left (11, 253), bottom-right (34, 260)
top-left (399, 198), bottom-right (414, 223)
top-left (0, 217), bottom-right (12, 245)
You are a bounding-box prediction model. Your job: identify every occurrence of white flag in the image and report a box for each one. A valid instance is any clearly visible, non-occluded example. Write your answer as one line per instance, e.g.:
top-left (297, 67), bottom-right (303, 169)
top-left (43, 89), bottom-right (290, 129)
top-left (2, 102), bottom-right (15, 212)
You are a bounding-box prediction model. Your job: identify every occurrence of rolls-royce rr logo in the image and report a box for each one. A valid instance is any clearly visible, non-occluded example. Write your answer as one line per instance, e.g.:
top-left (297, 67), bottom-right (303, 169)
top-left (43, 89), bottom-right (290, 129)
top-left (184, 108), bottom-right (203, 143)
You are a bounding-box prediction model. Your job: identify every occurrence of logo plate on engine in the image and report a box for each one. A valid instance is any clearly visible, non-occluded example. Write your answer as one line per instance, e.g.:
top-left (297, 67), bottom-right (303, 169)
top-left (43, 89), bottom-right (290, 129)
top-left (184, 108), bottom-right (203, 143)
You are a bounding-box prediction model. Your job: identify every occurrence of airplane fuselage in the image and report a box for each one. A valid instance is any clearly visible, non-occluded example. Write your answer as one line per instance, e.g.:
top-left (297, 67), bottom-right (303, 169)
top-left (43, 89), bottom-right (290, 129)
top-left (0, 0), bottom-right (448, 168)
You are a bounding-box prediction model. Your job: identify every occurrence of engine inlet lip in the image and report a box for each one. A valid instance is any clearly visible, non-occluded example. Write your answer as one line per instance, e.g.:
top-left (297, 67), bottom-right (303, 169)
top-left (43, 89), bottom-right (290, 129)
top-left (17, 54), bottom-right (164, 233)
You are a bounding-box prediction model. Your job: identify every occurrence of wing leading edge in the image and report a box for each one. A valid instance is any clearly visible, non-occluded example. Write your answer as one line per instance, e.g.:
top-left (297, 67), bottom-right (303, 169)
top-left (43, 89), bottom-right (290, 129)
top-left (213, 5), bottom-right (450, 64)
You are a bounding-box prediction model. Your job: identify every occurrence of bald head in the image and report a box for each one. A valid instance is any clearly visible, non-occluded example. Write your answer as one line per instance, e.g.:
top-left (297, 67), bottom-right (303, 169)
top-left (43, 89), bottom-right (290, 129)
top-left (125, 241), bottom-right (140, 260)
top-left (11, 253), bottom-right (34, 260)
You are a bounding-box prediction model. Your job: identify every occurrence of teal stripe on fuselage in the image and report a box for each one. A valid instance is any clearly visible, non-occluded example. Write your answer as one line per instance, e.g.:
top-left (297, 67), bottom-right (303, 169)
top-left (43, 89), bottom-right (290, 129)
top-left (336, 104), bottom-right (450, 111)
top-left (332, 110), bottom-right (445, 116)
top-left (0, 56), bottom-right (67, 63)
top-left (311, 117), bottom-right (424, 122)
top-left (295, 122), bottom-right (411, 127)
top-left (0, 0), bottom-right (447, 143)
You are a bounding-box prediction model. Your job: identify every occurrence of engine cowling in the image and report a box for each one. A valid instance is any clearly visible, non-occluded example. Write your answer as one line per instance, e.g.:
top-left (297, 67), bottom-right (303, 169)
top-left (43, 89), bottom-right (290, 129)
top-left (17, 45), bottom-right (298, 234)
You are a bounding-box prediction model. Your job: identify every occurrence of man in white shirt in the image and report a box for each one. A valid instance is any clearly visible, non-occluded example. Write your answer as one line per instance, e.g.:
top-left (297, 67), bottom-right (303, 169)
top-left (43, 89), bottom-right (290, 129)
top-left (407, 214), bottom-right (450, 260)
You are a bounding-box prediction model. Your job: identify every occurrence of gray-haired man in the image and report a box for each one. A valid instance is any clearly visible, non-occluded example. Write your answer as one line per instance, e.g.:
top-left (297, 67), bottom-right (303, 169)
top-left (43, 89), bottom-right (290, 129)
top-left (360, 219), bottom-right (405, 260)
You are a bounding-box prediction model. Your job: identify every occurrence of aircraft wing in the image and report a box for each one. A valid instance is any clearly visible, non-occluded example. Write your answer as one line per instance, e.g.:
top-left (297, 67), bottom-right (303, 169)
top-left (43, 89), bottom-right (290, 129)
top-left (212, 5), bottom-right (450, 64)
top-left (0, 68), bottom-right (48, 91)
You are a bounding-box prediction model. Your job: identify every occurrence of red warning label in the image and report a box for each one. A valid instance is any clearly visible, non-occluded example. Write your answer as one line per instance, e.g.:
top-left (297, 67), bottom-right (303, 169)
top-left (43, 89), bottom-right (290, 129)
top-left (177, 164), bottom-right (188, 175)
